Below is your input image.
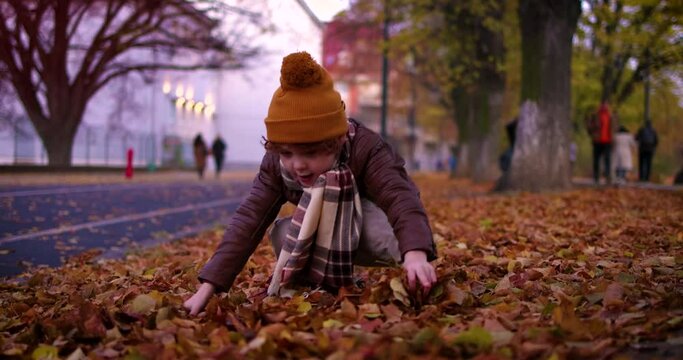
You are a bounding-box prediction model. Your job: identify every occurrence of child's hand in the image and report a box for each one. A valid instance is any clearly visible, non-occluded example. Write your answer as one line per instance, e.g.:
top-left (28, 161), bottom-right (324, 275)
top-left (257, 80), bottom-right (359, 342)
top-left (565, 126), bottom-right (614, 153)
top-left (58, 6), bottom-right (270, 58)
top-left (402, 250), bottom-right (437, 296)
top-left (183, 282), bottom-right (216, 316)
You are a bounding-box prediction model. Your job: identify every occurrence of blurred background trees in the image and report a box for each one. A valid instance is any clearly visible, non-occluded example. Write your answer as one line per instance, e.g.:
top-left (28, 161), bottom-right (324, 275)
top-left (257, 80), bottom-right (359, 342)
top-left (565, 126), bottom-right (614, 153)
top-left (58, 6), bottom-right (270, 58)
top-left (390, 0), bottom-right (507, 183)
top-left (573, 0), bottom-right (683, 179)
top-left (333, 0), bottom-right (682, 187)
top-left (1, 0), bottom-right (681, 184)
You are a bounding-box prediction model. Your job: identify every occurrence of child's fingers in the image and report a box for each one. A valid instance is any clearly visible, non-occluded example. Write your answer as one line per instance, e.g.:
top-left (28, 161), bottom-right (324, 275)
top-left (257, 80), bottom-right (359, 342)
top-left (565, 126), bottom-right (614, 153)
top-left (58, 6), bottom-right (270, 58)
top-left (416, 267), bottom-right (432, 293)
top-left (184, 295), bottom-right (205, 316)
top-left (191, 304), bottom-right (202, 316)
top-left (406, 268), bottom-right (418, 291)
top-left (426, 264), bottom-right (437, 284)
top-left (184, 299), bottom-right (196, 315)
top-left (417, 264), bottom-right (438, 297)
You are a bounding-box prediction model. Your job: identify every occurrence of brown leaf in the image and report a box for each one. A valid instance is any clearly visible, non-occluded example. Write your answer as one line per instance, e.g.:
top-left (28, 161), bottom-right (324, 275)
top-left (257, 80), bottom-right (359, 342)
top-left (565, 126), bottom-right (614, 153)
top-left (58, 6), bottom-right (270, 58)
top-left (82, 314), bottom-right (107, 338)
top-left (380, 304), bottom-right (403, 323)
top-left (262, 311), bottom-right (288, 324)
top-left (359, 318), bottom-right (384, 332)
top-left (386, 320), bottom-right (419, 338)
top-left (340, 298), bottom-right (357, 320)
top-left (603, 282), bottom-right (625, 309)
top-left (258, 323), bottom-right (288, 338)
top-left (494, 275), bottom-right (511, 295)
top-left (552, 297), bottom-right (589, 340)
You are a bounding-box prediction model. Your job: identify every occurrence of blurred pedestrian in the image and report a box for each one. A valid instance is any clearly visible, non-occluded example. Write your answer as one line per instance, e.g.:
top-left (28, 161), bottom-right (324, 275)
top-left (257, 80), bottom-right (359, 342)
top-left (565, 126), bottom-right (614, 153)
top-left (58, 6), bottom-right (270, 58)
top-left (569, 141), bottom-right (577, 176)
top-left (674, 146), bottom-right (683, 185)
top-left (499, 118), bottom-right (518, 173)
top-left (613, 125), bottom-right (637, 184)
top-left (674, 168), bottom-right (683, 185)
top-left (586, 102), bottom-right (616, 184)
top-left (635, 120), bottom-right (658, 182)
top-left (448, 145), bottom-right (458, 177)
top-left (192, 134), bottom-right (209, 179)
top-left (212, 135), bottom-right (227, 179)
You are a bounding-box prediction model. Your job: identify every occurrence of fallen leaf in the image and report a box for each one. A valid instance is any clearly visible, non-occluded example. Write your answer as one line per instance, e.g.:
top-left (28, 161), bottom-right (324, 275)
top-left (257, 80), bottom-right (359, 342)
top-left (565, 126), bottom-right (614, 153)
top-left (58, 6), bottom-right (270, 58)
top-left (390, 277), bottom-right (411, 307)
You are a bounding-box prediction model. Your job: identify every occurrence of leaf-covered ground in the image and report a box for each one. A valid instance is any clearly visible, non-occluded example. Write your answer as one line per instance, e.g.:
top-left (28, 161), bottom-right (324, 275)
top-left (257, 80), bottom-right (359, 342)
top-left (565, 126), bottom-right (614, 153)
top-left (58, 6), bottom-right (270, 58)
top-left (1, 174), bottom-right (681, 359)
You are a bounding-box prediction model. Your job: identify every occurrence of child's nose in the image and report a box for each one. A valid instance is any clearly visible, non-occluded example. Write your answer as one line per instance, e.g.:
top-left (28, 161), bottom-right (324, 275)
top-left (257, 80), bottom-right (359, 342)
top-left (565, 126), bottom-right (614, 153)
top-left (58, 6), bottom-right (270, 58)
top-left (293, 157), bottom-right (307, 171)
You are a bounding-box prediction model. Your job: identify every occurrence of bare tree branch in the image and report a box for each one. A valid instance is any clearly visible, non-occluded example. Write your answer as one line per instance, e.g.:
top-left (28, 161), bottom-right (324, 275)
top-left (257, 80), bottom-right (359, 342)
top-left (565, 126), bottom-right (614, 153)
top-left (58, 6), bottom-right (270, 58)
top-left (0, 0), bottom-right (270, 166)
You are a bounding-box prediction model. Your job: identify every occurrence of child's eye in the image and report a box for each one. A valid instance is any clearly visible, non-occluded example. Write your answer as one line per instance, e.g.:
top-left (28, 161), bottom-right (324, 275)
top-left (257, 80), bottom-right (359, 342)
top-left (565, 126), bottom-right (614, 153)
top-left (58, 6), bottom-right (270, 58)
top-left (280, 151), bottom-right (292, 158)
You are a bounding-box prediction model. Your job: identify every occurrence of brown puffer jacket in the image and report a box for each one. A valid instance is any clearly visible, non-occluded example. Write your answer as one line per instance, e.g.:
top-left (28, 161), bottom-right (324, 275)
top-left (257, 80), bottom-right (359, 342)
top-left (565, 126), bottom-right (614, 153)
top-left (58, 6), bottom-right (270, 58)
top-left (199, 120), bottom-right (436, 292)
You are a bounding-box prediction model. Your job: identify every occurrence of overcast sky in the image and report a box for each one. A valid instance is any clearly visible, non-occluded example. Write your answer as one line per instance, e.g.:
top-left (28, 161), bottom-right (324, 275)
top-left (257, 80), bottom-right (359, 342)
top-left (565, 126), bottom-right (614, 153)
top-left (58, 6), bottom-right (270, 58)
top-left (305, 0), bottom-right (348, 21)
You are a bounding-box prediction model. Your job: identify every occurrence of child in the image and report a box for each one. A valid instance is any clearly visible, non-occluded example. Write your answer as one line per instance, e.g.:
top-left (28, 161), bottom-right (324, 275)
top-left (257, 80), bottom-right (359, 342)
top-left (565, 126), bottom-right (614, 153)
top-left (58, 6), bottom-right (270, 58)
top-left (184, 52), bottom-right (437, 315)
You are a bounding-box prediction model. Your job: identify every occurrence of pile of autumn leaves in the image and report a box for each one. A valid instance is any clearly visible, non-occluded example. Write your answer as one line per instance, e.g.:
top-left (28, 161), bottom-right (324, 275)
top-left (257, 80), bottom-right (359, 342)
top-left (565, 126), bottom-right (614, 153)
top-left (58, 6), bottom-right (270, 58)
top-left (1, 176), bottom-right (682, 359)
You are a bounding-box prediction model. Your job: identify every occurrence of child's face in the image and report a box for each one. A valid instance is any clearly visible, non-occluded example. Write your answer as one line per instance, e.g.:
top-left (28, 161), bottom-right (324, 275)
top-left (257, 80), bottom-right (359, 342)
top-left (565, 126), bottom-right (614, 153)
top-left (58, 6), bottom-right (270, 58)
top-left (279, 144), bottom-right (340, 187)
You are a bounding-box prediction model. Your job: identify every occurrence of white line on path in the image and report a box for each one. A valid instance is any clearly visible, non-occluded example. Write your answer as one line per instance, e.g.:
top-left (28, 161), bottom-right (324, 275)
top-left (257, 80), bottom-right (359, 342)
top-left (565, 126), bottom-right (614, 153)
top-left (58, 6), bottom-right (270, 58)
top-left (0, 196), bottom-right (244, 245)
top-left (0, 182), bottom-right (200, 198)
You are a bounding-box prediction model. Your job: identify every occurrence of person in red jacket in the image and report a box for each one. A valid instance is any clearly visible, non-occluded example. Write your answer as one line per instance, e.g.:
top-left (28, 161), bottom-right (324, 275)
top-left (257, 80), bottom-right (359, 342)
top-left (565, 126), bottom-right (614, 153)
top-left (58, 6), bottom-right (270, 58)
top-left (586, 102), bottom-right (616, 184)
top-left (183, 52), bottom-right (438, 315)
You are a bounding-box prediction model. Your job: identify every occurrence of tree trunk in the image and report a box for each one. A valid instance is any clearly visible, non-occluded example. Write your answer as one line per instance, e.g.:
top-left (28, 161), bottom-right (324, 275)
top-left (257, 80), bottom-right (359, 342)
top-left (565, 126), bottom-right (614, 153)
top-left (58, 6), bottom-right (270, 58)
top-left (454, 84), bottom-right (503, 182)
top-left (501, 0), bottom-right (580, 192)
top-left (471, 89), bottom-right (504, 183)
top-left (42, 131), bottom-right (75, 167)
top-left (461, 86), bottom-right (504, 182)
top-left (465, 121), bottom-right (501, 182)
top-left (455, 142), bottom-right (471, 177)
top-left (28, 104), bottom-right (82, 167)
top-left (456, 113), bottom-right (500, 182)
top-left (451, 5), bottom-right (506, 183)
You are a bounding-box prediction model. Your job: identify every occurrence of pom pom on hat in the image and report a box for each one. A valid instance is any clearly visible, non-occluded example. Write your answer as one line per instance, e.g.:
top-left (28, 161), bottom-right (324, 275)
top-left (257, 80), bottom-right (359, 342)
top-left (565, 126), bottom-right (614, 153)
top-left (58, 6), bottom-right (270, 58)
top-left (265, 51), bottom-right (348, 143)
top-left (281, 52), bottom-right (323, 89)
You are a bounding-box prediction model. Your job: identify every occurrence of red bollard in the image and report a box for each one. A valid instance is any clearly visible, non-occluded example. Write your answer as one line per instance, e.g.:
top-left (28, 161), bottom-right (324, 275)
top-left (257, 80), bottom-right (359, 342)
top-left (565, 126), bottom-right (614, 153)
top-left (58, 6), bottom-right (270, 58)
top-left (125, 148), bottom-right (134, 179)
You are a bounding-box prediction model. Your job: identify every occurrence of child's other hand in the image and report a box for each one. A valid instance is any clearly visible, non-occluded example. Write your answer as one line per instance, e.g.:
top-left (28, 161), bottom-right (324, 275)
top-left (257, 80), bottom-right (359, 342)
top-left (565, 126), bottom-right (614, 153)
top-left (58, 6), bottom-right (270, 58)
top-left (402, 250), bottom-right (437, 296)
top-left (183, 282), bottom-right (216, 316)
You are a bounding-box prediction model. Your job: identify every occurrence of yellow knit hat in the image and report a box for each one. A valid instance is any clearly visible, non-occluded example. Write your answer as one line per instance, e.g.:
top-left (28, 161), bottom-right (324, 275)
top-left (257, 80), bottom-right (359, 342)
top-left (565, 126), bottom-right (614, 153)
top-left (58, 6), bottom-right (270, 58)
top-left (265, 52), bottom-right (348, 143)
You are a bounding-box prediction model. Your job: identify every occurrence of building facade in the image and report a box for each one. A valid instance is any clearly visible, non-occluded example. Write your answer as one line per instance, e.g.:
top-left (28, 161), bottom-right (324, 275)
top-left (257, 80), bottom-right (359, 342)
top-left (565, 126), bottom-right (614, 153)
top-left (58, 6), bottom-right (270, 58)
top-left (322, 15), bottom-right (454, 172)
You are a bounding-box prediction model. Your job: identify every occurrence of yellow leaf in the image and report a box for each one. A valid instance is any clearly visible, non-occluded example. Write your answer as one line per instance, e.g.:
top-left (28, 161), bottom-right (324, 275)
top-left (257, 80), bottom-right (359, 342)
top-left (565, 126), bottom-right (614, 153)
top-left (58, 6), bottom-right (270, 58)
top-left (32, 344), bottom-right (58, 360)
top-left (452, 327), bottom-right (492, 351)
top-left (297, 301), bottom-right (312, 313)
top-left (323, 319), bottom-right (344, 329)
top-left (660, 256), bottom-right (675, 267)
top-left (359, 303), bottom-right (382, 319)
top-left (507, 260), bottom-right (519, 273)
top-left (390, 277), bottom-right (411, 307)
top-left (130, 294), bottom-right (156, 314)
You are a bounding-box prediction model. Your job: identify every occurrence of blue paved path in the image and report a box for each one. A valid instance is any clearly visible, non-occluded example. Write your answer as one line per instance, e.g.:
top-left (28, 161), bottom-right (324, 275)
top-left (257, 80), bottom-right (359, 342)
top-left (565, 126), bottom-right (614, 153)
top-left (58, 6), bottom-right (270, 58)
top-left (0, 180), bottom-right (252, 278)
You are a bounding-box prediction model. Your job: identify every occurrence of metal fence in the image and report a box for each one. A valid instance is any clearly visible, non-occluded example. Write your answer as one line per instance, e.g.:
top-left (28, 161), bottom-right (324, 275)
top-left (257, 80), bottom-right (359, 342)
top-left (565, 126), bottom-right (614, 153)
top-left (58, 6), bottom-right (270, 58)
top-left (0, 119), bottom-right (168, 167)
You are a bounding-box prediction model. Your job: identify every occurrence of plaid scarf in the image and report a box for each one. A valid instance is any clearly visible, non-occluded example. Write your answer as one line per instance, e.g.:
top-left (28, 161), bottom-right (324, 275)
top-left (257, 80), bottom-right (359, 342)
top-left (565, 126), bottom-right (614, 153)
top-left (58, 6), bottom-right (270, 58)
top-left (268, 122), bottom-right (362, 296)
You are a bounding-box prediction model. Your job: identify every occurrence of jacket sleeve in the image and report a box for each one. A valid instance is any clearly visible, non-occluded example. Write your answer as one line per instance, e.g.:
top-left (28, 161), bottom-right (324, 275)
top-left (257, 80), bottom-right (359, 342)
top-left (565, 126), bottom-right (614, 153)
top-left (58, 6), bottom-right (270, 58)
top-left (198, 153), bottom-right (286, 292)
top-left (356, 131), bottom-right (437, 262)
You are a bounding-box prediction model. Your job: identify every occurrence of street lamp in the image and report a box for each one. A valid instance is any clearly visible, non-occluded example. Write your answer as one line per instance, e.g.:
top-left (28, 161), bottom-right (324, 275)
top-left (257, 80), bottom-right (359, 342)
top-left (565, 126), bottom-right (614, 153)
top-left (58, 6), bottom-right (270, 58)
top-left (162, 80), bottom-right (215, 120)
